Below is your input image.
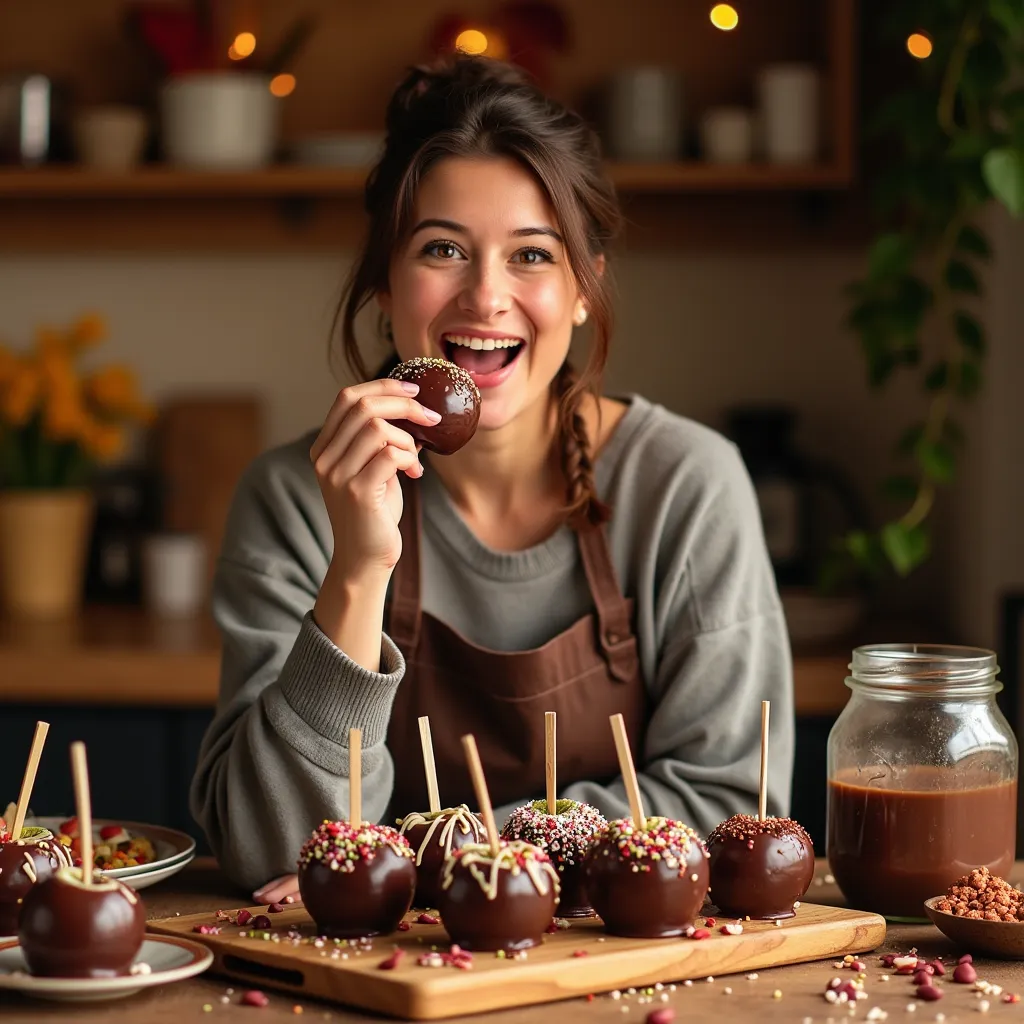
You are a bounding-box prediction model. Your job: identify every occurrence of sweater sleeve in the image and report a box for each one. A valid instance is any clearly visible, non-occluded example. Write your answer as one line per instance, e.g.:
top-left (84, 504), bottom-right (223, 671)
top-left (188, 444), bottom-right (406, 893)
top-left (542, 429), bottom-right (794, 837)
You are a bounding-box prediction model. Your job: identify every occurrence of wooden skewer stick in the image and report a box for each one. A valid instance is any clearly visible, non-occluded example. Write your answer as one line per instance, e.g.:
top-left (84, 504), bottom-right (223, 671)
top-left (418, 716), bottom-right (441, 815)
top-left (759, 700), bottom-right (771, 821)
top-left (545, 711), bottom-right (557, 815)
top-left (349, 728), bottom-right (362, 827)
top-left (609, 713), bottom-right (646, 831)
top-left (10, 720), bottom-right (49, 841)
top-left (69, 742), bottom-right (93, 885)
top-left (461, 734), bottom-right (499, 855)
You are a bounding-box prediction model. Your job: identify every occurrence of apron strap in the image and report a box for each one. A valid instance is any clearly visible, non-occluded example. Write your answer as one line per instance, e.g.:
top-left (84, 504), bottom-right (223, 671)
top-left (577, 524), bottom-right (638, 684)
top-left (387, 474), bottom-right (423, 652)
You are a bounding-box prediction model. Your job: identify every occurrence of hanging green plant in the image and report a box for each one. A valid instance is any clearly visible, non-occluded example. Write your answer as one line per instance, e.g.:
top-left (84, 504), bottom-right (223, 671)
top-left (835, 0), bottom-right (1024, 584)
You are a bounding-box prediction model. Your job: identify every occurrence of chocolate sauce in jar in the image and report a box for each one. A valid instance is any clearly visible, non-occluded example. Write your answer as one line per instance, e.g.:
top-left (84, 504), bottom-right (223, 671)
top-left (828, 766), bottom-right (1017, 919)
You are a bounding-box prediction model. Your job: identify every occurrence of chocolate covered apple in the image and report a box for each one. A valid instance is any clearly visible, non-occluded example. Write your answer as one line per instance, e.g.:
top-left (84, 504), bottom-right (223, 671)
top-left (706, 813), bottom-right (814, 920)
top-left (397, 804), bottom-right (487, 909)
top-left (19, 866), bottom-right (145, 977)
top-left (388, 357), bottom-right (481, 455)
top-left (297, 820), bottom-right (416, 939)
top-left (501, 798), bottom-right (606, 917)
top-left (584, 817), bottom-right (710, 938)
top-left (0, 828), bottom-right (72, 935)
top-left (438, 839), bottom-right (560, 951)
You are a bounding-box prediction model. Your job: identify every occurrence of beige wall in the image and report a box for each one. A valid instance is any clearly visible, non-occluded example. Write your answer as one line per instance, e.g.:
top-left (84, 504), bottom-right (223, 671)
top-left (0, 242), bottom-right (1016, 634)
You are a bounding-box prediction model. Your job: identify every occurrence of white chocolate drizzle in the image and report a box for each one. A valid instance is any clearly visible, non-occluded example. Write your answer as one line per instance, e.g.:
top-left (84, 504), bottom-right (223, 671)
top-left (441, 840), bottom-right (561, 902)
top-left (398, 805), bottom-right (487, 866)
top-left (21, 855), bottom-right (37, 883)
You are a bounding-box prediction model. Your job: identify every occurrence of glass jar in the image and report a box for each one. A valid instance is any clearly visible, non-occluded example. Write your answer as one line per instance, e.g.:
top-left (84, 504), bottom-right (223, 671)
top-left (827, 644), bottom-right (1018, 921)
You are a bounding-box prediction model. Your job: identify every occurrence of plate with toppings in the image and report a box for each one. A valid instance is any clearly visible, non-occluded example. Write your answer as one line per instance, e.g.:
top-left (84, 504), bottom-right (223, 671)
top-left (26, 817), bottom-right (195, 887)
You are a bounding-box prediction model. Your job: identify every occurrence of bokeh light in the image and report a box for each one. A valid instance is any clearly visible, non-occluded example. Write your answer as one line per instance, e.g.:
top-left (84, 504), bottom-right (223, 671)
top-left (907, 33), bottom-right (933, 59)
top-left (232, 32), bottom-right (256, 58)
top-left (455, 29), bottom-right (489, 55)
top-left (269, 73), bottom-right (296, 97)
top-left (710, 4), bottom-right (739, 31)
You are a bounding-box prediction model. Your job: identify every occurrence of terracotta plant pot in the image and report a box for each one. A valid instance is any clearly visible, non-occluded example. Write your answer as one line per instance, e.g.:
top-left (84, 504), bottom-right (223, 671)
top-left (0, 490), bottom-right (94, 617)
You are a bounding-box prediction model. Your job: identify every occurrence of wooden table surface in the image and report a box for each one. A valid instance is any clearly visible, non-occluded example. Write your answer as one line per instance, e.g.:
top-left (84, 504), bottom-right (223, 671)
top-left (4, 858), bottom-right (1024, 1023)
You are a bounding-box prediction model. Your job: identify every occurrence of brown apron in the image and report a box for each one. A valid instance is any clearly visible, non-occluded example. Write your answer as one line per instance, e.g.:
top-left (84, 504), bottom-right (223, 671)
top-left (385, 476), bottom-right (648, 815)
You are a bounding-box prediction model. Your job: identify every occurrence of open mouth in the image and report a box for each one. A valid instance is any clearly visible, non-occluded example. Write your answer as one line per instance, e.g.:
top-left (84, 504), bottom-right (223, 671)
top-left (442, 334), bottom-right (524, 378)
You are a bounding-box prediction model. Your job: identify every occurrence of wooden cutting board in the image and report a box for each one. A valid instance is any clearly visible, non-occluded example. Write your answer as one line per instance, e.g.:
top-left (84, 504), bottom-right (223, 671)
top-left (149, 903), bottom-right (885, 1020)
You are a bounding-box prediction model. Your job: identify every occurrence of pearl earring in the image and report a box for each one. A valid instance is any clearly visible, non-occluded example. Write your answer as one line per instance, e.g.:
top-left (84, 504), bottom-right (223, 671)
top-left (574, 306), bottom-right (588, 327)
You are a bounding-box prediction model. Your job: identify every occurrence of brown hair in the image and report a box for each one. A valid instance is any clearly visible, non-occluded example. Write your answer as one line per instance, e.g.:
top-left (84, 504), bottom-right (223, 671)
top-left (337, 55), bottom-right (622, 528)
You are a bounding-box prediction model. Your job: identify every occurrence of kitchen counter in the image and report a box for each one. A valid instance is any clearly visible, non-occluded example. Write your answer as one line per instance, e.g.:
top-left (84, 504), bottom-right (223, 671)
top-left (2, 857), bottom-right (1020, 1022)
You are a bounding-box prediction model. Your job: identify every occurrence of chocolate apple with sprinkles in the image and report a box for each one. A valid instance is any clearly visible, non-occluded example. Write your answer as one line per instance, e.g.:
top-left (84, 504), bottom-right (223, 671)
top-left (0, 721), bottom-right (72, 936)
top-left (499, 712), bottom-right (606, 917)
top-left (706, 701), bottom-right (813, 919)
top-left (388, 357), bottom-right (481, 455)
top-left (583, 713), bottom-right (709, 937)
top-left (19, 741), bottom-right (145, 977)
top-left (298, 729), bottom-right (416, 938)
top-left (437, 735), bottom-right (560, 951)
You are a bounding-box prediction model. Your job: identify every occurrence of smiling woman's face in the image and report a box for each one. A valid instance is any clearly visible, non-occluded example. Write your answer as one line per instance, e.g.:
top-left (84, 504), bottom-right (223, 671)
top-left (379, 156), bottom-right (583, 434)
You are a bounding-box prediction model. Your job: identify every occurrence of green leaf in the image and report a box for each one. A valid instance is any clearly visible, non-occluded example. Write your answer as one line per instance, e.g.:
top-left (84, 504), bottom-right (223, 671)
top-left (956, 360), bottom-right (983, 398)
top-left (868, 233), bottom-right (914, 281)
top-left (844, 530), bottom-right (874, 564)
top-left (882, 475), bottom-right (919, 502)
top-left (944, 259), bottom-right (982, 294)
top-left (955, 225), bottom-right (992, 258)
top-left (916, 439), bottom-right (956, 483)
top-left (882, 522), bottom-right (931, 577)
top-left (925, 362), bottom-right (949, 391)
top-left (953, 311), bottom-right (986, 354)
top-left (990, 0), bottom-right (1024, 36)
top-left (983, 147), bottom-right (1024, 216)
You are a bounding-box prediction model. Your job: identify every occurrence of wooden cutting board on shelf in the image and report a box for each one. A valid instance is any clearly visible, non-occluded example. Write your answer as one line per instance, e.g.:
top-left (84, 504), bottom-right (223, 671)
top-left (149, 903), bottom-right (885, 1020)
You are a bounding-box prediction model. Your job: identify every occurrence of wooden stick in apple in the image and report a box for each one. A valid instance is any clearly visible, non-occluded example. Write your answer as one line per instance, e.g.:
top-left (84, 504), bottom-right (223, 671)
top-left (10, 720), bottom-right (49, 841)
top-left (759, 699), bottom-right (770, 821)
top-left (461, 734), bottom-right (500, 856)
top-left (418, 716), bottom-right (441, 814)
top-left (69, 741), bottom-right (93, 885)
top-left (609, 712), bottom-right (646, 831)
top-left (349, 728), bottom-right (362, 827)
top-left (545, 711), bottom-right (557, 815)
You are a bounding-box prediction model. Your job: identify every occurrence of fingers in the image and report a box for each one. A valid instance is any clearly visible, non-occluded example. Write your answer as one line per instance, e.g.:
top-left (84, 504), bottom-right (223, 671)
top-left (252, 873), bottom-right (302, 905)
top-left (309, 380), bottom-right (430, 463)
top-left (350, 445), bottom-right (422, 501)
top-left (316, 417), bottom-right (420, 486)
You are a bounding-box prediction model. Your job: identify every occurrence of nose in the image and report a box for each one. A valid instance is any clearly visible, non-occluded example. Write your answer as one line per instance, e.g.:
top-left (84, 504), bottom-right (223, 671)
top-left (457, 259), bottom-right (510, 321)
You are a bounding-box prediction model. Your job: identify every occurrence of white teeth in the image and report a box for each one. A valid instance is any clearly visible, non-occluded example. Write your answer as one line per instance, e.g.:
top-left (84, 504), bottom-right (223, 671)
top-left (444, 335), bottom-right (521, 349)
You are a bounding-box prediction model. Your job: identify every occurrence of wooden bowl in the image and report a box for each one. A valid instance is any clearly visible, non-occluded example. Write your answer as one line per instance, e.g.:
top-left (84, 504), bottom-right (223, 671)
top-left (924, 897), bottom-right (1024, 960)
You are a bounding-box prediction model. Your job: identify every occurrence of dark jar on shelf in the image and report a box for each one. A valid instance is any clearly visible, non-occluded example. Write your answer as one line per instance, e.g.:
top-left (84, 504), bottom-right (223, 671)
top-left (827, 644), bottom-right (1018, 921)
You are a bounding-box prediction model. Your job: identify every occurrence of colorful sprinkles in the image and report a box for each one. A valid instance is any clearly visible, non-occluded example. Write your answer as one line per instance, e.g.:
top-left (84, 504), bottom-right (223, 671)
top-left (590, 817), bottom-right (705, 876)
top-left (706, 814), bottom-right (812, 847)
top-left (388, 357), bottom-right (481, 404)
top-left (297, 820), bottom-right (414, 874)
top-left (501, 799), bottom-right (606, 871)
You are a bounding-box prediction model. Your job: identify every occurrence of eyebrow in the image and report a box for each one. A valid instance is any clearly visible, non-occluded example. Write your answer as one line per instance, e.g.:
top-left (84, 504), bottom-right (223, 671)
top-left (410, 218), bottom-right (563, 243)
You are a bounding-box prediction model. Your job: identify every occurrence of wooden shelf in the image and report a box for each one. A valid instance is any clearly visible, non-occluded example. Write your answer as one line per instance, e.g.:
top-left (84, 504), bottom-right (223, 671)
top-left (0, 161), bottom-right (852, 199)
top-left (0, 605), bottom-right (853, 715)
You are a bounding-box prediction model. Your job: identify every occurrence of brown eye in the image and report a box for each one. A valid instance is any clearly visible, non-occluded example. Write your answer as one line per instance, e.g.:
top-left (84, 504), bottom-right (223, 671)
top-left (422, 240), bottom-right (462, 260)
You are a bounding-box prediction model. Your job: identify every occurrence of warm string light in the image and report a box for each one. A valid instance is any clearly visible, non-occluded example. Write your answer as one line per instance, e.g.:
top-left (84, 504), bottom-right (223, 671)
top-left (906, 32), bottom-right (933, 59)
top-left (270, 73), bottom-right (296, 97)
top-left (710, 3), bottom-right (739, 31)
top-left (228, 31), bottom-right (256, 60)
top-left (455, 28), bottom-right (488, 55)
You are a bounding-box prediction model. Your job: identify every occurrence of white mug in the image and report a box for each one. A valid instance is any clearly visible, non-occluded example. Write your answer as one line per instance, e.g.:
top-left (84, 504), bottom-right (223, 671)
top-left (142, 533), bottom-right (207, 618)
top-left (757, 64), bottom-right (820, 164)
top-left (700, 107), bottom-right (754, 164)
top-left (74, 106), bottom-right (148, 171)
top-left (606, 68), bottom-right (684, 161)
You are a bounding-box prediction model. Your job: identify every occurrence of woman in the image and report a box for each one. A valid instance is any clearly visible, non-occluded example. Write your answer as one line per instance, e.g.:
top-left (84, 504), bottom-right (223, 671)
top-left (190, 56), bottom-right (793, 901)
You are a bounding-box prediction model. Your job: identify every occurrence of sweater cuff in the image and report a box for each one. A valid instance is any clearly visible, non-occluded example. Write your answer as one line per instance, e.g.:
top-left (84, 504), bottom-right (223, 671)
top-left (277, 612), bottom-right (405, 746)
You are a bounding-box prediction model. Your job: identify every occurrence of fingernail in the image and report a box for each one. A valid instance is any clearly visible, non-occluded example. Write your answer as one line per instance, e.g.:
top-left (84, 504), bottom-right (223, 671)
top-left (399, 381), bottom-right (419, 395)
top-left (423, 408), bottom-right (442, 422)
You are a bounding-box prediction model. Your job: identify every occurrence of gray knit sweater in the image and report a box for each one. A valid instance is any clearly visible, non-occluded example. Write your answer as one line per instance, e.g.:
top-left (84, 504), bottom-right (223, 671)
top-left (189, 395), bottom-right (794, 891)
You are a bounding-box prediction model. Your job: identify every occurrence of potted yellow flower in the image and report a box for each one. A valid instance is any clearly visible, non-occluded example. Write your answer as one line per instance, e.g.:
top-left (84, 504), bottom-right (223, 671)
top-left (0, 314), bottom-right (154, 617)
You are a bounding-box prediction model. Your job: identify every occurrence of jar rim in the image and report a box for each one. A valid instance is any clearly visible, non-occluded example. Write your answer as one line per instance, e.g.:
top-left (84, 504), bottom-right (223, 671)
top-left (849, 643), bottom-right (999, 690)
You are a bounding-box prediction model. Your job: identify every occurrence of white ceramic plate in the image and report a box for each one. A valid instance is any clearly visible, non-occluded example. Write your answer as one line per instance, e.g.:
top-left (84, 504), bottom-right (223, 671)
top-left (0, 935), bottom-right (213, 1002)
top-left (28, 818), bottom-right (196, 881)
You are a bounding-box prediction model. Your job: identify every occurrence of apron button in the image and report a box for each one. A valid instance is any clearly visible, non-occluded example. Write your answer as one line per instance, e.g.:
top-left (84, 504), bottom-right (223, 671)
top-left (605, 631), bottom-right (620, 645)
